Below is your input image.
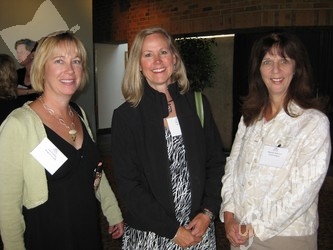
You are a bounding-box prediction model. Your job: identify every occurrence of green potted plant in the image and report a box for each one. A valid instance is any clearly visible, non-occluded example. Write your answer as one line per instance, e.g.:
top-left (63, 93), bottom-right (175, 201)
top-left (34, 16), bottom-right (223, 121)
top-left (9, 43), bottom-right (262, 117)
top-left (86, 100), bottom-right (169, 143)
top-left (176, 37), bottom-right (217, 92)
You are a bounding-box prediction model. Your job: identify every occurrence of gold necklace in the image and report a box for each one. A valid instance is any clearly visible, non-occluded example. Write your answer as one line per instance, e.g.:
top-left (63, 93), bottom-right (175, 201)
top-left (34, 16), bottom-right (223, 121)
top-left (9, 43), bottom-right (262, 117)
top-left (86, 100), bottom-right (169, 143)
top-left (39, 96), bottom-right (77, 141)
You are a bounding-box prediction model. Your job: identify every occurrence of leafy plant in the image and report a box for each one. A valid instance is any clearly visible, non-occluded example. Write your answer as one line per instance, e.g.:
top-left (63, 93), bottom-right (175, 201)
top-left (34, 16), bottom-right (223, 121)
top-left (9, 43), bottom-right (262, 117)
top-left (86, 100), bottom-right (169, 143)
top-left (176, 37), bottom-right (217, 91)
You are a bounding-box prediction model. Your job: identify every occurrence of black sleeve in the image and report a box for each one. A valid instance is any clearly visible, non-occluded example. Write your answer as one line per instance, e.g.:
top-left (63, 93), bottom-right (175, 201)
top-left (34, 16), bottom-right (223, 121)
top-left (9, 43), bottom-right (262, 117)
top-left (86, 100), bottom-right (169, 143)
top-left (110, 107), bottom-right (180, 239)
top-left (201, 94), bottom-right (226, 216)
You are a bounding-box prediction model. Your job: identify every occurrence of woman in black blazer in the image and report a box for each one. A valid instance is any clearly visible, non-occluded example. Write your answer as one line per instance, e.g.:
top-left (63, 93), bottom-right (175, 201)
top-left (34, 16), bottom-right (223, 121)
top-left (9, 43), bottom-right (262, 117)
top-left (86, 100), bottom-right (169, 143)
top-left (111, 27), bottom-right (225, 250)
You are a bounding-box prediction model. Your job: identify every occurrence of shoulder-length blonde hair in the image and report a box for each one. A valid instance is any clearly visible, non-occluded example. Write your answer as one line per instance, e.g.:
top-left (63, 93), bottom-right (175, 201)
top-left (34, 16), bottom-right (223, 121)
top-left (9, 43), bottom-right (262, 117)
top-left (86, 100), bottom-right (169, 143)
top-left (0, 54), bottom-right (17, 99)
top-left (122, 27), bottom-right (189, 107)
top-left (31, 31), bottom-right (88, 93)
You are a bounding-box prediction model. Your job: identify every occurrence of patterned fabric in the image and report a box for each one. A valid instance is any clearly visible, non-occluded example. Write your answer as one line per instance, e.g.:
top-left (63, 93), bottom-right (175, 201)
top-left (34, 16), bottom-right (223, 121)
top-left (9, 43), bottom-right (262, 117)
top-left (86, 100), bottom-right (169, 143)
top-left (122, 128), bottom-right (216, 249)
top-left (221, 102), bottom-right (331, 241)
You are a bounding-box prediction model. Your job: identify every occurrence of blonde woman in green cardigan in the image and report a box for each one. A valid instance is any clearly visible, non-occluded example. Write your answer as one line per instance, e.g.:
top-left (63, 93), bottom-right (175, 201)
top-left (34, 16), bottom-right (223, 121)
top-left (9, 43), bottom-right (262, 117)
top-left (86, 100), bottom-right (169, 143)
top-left (0, 31), bottom-right (123, 250)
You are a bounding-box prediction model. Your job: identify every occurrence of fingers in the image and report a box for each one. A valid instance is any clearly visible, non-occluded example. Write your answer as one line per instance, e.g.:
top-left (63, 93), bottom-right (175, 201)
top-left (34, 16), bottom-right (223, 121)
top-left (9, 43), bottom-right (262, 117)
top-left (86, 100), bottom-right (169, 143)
top-left (225, 221), bottom-right (248, 247)
top-left (226, 231), bottom-right (245, 247)
top-left (108, 221), bottom-right (124, 239)
top-left (225, 223), bottom-right (254, 247)
top-left (173, 226), bottom-right (202, 248)
top-left (186, 213), bottom-right (210, 237)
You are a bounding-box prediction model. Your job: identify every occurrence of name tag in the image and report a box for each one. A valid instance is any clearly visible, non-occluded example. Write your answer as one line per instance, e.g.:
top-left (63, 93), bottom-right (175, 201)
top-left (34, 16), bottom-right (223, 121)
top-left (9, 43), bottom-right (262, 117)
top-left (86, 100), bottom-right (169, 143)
top-left (166, 117), bottom-right (182, 137)
top-left (259, 145), bottom-right (288, 168)
top-left (30, 137), bottom-right (68, 175)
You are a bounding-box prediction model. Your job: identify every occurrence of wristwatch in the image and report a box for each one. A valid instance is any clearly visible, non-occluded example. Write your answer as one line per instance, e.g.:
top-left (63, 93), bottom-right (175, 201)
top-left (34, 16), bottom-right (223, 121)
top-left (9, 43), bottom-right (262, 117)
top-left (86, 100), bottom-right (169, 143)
top-left (201, 208), bottom-right (215, 221)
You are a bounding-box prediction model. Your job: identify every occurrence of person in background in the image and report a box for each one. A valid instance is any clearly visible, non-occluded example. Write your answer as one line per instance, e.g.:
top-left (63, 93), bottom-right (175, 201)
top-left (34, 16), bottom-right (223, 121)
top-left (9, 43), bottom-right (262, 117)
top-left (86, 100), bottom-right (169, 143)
top-left (15, 38), bottom-right (39, 105)
top-left (111, 26), bottom-right (225, 249)
top-left (0, 31), bottom-right (124, 250)
top-left (0, 54), bottom-right (21, 124)
top-left (220, 32), bottom-right (331, 250)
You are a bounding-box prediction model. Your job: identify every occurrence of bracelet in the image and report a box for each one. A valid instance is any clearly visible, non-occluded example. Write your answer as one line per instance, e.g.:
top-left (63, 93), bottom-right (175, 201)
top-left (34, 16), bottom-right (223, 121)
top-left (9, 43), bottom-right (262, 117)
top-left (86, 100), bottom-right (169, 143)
top-left (201, 208), bottom-right (215, 221)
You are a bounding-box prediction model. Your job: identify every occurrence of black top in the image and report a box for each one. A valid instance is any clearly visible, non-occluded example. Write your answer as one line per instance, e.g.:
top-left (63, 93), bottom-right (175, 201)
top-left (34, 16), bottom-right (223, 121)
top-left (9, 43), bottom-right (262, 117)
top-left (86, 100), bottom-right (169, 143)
top-left (16, 68), bottom-right (39, 106)
top-left (111, 82), bottom-right (225, 239)
top-left (0, 98), bottom-right (20, 125)
top-left (23, 120), bottom-right (103, 250)
top-left (122, 128), bottom-right (217, 248)
top-left (17, 68), bottom-right (30, 88)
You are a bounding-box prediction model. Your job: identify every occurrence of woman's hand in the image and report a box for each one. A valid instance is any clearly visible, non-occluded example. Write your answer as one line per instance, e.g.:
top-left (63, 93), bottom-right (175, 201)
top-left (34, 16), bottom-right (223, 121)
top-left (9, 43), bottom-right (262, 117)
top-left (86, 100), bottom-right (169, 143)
top-left (224, 211), bottom-right (250, 247)
top-left (185, 212), bottom-right (210, 238)
top-left (239, 224), bottom-right (254, 240)
top-left (172, 226), bottom-right (202, 248)
top-left (108, 221), bottom-right (124, 239)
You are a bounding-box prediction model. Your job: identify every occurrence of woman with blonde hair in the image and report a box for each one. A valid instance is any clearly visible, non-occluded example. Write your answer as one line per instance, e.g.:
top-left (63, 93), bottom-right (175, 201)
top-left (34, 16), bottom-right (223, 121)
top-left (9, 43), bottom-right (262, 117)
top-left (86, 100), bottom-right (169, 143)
top-left (0, 31), bottom-right (123, 250)
top-left (111, 26), bottom-right (225, 249)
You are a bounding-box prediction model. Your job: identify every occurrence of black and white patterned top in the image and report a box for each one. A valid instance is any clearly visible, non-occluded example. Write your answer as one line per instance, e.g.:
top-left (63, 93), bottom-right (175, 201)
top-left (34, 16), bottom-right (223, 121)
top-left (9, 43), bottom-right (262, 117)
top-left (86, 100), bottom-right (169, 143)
top-left (122, 128), bottom-right (216, 250)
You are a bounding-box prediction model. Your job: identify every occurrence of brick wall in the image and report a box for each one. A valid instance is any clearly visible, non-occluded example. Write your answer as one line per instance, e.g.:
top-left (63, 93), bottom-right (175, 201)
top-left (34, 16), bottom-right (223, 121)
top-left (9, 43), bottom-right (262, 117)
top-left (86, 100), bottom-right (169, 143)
top-left (94, 0), bottom-right (333, 45)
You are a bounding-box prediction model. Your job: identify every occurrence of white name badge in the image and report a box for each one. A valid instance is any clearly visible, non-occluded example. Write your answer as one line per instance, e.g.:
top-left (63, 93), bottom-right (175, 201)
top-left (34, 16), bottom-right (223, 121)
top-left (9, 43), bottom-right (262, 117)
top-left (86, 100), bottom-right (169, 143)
top-left (166, 117), bottom-right (182, 137)
top-left (30, 137), bottom-right (68, 175)
top-left (258, 145), bottom-right (288, 168)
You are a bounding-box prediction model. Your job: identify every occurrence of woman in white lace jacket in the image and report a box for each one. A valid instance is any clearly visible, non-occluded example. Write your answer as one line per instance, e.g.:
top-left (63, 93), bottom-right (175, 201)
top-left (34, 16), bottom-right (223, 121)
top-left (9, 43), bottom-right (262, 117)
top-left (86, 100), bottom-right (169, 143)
top-left (220, 32), bottom-right (331, 250)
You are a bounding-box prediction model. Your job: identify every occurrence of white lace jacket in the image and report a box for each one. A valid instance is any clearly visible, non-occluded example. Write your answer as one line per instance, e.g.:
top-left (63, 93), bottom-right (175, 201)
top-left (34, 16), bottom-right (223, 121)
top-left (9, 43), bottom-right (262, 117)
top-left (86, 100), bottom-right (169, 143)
top-left (220, 102), bottom-right (331, 241)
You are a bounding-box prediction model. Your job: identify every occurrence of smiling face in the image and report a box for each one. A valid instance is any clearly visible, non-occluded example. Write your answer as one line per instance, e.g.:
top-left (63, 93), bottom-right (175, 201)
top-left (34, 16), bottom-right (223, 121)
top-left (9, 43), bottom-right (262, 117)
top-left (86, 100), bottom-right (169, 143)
top-left (43, 43), bottom-right (83, 97)
top-left (140, 33), bottom-right (176, 91)
top-left (260, 46), bottom-right (295, 101)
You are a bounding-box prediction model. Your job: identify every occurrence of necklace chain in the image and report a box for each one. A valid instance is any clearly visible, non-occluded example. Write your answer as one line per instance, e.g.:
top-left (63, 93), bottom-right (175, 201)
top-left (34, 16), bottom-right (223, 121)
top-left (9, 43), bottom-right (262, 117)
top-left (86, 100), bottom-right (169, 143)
top-left (39, 96), bottom-right (77, 141)
top-left (168, 99), bottom-right (173, 113)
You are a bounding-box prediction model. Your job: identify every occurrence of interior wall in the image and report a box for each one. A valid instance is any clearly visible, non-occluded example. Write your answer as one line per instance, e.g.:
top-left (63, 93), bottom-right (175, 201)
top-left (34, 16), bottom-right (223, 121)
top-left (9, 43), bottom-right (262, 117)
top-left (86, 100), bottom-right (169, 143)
top-left (93, 36), bottom-right (235, 151)
top-left (0, 0), bottom-right (96, 134)
top-left (203, 36), bottom-right (234, 151)
top-left (95, 43), bottom-right (127, 130)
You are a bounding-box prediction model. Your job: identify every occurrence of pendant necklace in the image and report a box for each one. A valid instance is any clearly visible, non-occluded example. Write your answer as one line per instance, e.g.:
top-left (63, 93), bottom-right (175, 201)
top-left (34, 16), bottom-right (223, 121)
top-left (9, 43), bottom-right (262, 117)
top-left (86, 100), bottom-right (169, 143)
top-left (39, 96), bottom-right (77, 141)
top-left (168, 99), bottom-right (173, 113)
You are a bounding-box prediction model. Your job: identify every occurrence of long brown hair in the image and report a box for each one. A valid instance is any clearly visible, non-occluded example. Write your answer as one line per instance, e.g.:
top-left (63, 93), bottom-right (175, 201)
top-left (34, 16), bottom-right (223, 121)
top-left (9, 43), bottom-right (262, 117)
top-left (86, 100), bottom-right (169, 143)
top-left (242, 32), bottom-right (325, 126)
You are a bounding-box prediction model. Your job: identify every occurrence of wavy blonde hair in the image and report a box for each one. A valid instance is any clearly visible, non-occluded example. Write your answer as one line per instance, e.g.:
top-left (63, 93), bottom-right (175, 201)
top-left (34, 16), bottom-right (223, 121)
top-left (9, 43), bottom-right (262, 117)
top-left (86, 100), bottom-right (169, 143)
top-left (31, 31), bottom-right (88, 93)
top-left (122, 27), bottom-right (189, 107)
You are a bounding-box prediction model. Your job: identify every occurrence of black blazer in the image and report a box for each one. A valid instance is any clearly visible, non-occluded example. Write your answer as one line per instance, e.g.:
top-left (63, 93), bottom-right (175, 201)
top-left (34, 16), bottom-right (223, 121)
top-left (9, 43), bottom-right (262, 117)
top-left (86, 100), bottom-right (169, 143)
top-left (111, 82), bottom-right (225, 239)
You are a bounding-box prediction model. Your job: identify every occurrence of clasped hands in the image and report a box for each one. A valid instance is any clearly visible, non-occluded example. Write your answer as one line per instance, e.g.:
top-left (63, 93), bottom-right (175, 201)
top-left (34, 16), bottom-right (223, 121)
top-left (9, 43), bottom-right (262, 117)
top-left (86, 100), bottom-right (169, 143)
top-left (172, 212), bottom-right (211, 248)
top-left (224, 212), bottom-right (254, 247)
